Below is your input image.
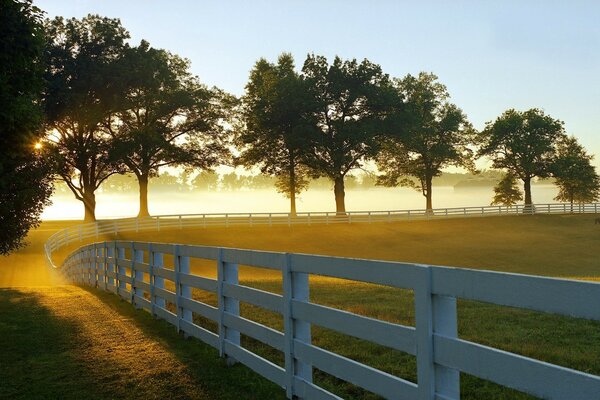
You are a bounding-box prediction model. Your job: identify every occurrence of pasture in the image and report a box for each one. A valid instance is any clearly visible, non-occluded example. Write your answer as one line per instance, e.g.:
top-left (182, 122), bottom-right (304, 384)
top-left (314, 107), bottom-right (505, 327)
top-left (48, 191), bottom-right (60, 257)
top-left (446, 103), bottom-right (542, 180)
top-left (2, 214), bottom-right (600, 399)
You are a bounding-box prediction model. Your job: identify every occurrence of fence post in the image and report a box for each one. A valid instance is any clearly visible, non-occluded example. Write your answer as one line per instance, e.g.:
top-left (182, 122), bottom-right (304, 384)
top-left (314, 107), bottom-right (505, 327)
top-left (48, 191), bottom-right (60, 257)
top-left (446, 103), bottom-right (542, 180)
top-left (283, 253), bottom-right (312, 399)
top-left (93, 244), bottom-right (99, 288)
top-left (152, 247), bottom-right (165, 313)
top-left (415, 266), bottom-right (459, 400)
top-left (177, 247), bottom-right (192, 332)
top-left (106, 242), bottom-right (115, 291)
top-left (117, 244), bottom-right (126, 294)
top-left (132, 244), bottom-right (144, 308)
top-left (217, 249), bottom-right (240, 365)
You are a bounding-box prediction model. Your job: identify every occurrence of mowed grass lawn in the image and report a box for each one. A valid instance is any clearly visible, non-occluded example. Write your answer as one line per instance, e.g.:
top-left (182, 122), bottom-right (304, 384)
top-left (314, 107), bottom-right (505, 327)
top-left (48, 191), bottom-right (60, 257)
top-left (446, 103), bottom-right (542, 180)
top-left (4, 214), bottom-right (600, 399)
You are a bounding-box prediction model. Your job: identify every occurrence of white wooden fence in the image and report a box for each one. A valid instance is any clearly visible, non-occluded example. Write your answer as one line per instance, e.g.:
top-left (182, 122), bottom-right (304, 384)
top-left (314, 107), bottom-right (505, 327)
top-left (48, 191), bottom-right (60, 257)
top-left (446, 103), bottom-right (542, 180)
top-left (45, 202), bottom-right (600, 269)
top-left (61, 240), bottom-right (600, 400)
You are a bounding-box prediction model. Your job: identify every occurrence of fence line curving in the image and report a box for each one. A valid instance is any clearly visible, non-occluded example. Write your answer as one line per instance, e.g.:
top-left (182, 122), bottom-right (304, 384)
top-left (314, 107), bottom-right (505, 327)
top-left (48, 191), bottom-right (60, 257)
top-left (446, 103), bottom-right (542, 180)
top-left (47, 202), bottom-right (600, 399)
top-left (61, 240), bottom-right (600, 400)
top-left (45, 202), bottom-right (600, 269)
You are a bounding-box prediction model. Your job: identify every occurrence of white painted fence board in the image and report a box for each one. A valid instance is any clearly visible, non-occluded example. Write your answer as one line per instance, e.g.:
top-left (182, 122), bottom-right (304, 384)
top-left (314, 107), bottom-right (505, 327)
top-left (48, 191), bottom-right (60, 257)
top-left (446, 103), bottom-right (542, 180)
top-left (431, 267), bottom-right (600, 321)
top-left (222, 311), bottom-right (285, 351)
top-left (293, 340), bottom-right (418, 400)
top-left (134, 280), bottom-right (150, 292)
top-left (177, 245), bottom-right (219, 259)
top-left (291, 253), bottom-right (421, 289)
top-left (152, 267), bottom-right (176, 282)
top-left (222, 282), bottom-right (283, 314)
top-left (133, 261), bottom-right (149, 273)
top-left (154, 305), bottom-right (178, 326)
top-left (223, 340), bottom-right (286, 387)
top-left (179, 297), bottom-right (218, 321)
top-left (178, 273), bottom-right (217, 292)
top-left (291, 300), bottom-right (416, 355)
top-left (153, 286), bottom-right (177, 304)
top-left (133, 294), bottom-right (151, 311)
top-left (179, 319), bottom-right (219, 349)
top-left (221, 248), bottom-right (284, 270)
top-left (433, 335), bottom-right (600, 400)
top-left (293, 378), bottom-right (343, 400)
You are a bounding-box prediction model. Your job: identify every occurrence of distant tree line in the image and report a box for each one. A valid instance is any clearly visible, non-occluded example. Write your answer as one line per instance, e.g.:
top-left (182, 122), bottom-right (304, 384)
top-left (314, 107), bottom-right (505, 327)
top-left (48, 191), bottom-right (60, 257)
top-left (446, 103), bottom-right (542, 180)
top-left (2, 3), bottom-right (600, 256)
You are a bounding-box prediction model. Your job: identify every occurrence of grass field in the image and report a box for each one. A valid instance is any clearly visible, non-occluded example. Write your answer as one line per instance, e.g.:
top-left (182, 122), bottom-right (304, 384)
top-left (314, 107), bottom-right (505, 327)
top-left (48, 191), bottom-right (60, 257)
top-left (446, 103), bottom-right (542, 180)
top-left (2, 214), bottom-right (600, 399)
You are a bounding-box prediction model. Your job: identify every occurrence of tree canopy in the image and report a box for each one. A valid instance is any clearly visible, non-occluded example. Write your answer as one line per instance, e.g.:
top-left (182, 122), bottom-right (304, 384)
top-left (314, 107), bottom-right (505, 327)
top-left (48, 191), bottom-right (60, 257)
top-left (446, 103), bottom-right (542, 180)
top-left (552, 136), bottom-right (600, 205)
top-left (301, 55), bottom-right (398, 213)
top-left (0, 0), bottom-right (53, 254)
top-left (237, 53), bottom-right (314, 215)
top-left (491, 172), bottom-right (523, 206)
top-left (478, 108), bottom-right (566, 206)
top-left (106, 40), bottom-right (231, 217)
top-left (44, 15), bottom-right (130, 221)
top-left (376, 72), bottom-right (474, 211)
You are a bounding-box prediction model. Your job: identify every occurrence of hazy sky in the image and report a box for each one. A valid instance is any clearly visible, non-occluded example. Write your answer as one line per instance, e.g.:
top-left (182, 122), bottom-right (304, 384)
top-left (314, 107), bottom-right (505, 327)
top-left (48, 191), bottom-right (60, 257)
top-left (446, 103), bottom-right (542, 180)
top-left (35, 0), bottom-right (600, 165)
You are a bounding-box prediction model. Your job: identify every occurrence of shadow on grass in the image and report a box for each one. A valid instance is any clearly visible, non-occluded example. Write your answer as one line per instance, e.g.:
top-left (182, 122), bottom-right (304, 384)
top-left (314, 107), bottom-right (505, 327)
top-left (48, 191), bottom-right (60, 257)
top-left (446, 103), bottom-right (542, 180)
top-left (0, 287), bottom-right (285, 400)
top-left (0, 288), bottom-right (107, 399)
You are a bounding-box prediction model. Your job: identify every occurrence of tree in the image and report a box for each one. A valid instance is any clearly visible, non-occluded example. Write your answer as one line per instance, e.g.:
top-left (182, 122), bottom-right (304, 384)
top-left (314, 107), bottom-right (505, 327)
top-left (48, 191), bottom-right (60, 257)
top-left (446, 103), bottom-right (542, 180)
top-left (301, 55), bottom-right (397, 214)
top-left (107, 41), bottom-right (230, 217)
top-left (237, 53), bottom-right (313, 215)
top-left (491, 173), bottom-right (523, 206)
top-left (0, 0), bottom-right (53, 254)
top-left (192, 171), bottom-right (219, 191)
top-left (478, 108), bottom-right (565, 206)
top-left (552, 136), bottom-right (600, 207)
top-left (44, 15), bottom-right (129, 221)
top-left (377, 73), bottom-right (474, 211)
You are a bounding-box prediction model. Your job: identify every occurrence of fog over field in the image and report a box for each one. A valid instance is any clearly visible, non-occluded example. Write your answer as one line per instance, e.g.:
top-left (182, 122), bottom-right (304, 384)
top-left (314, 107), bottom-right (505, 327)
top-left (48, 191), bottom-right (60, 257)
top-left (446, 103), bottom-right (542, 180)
top-left (42, 185), bottom-right (560, 220)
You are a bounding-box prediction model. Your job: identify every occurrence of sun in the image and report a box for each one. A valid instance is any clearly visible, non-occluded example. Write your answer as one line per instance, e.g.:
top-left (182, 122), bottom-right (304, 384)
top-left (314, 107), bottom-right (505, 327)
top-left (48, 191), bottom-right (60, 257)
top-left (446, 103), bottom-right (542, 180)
top-left (34, 142), bottom-right (43, 150)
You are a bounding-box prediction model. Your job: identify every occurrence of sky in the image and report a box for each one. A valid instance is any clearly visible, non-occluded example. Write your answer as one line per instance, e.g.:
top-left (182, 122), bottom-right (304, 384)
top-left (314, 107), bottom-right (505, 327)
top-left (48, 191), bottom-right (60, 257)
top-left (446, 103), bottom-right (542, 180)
top-left (35, 0), bottom-right (600, 166)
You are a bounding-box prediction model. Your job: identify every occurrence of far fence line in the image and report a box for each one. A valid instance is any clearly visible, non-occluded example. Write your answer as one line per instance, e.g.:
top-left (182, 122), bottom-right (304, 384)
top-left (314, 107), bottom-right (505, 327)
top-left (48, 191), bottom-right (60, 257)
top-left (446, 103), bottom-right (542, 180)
top-left (45, 202), bottom-right (600, 269)
top-left (61, 240), bottom-right (600, 399)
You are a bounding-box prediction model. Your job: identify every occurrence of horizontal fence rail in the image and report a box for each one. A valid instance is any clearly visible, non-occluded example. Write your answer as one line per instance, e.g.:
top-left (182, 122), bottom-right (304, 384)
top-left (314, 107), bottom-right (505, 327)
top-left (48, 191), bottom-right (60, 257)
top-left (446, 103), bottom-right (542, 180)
top-left (60, 240), bottom-right (600, 400)
top-left (45, 202), bottom-right (600, 269)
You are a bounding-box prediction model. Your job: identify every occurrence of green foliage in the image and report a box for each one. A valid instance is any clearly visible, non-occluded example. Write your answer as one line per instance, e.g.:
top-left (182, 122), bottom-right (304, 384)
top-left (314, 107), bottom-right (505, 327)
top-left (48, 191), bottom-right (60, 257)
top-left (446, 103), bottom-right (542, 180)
top-left (552, 136), bottom-right (600, 204)
top-left (479, 108), bottom-right (566, 205)
top-left (237, 53), bottom-right (313, 212)
top-left (377, 72), bottom-right (475, 210)
top-left (491, 173), bottom-right (523, 206)
top-left (301, 54), bottom-right (398, 212)
top-left (44, 15), bottom-right (130, 221)
top-left (0, 0), bottom-right (53, 254)
top-left (107, 40), bottom-right (231, 198)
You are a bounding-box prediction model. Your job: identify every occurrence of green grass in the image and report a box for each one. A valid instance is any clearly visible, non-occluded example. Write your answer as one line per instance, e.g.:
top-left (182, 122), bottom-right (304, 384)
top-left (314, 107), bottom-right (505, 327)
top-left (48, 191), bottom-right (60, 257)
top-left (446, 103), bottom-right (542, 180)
top-left (3, 214), bottom-right (600, 399)
top-left (110, 214), bottom-right (600, 399)
top-left (0, 286), bottom-right (285, 400)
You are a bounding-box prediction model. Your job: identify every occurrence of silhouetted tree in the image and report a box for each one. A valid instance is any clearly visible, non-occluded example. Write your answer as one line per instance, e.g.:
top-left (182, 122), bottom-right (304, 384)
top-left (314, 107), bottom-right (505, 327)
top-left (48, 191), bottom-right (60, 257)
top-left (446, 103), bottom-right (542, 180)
top-left (0, 0), bottom-right (53, 254)
top-left (377, 73), bottom-right (474, 211)
top-left (192, 171), bottom-right (219, 191)
top-left (552, 136), bottom-right (600, 207)
top-left (107, 41), bottom-right (230, 217)
top-left (301, 55), bottom-right (397, 213)
top-left (491, 173), bottom-right (523, 206)
top-left (44, 15), bottom-right (128, 221)
top-left (478, 108), bottom-right (565, 206)
top-left (237, 54), bottom-right (313, 215)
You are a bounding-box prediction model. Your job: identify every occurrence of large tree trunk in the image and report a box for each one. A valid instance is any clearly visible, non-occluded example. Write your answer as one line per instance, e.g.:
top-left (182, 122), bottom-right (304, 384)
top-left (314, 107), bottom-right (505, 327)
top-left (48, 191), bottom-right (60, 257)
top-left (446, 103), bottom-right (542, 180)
top-left (138, 174), bottom-right (150, 218)
top-left (425, 175), bottom-right (433, 212)
top-left (334, 176), bottom-right (346, 215)
top-left (523, 177), bottom-right (532, 205)
top-left (289, 166), bottom-right (297, 217)
top-left (82, 191), bottom-right (96, 222)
